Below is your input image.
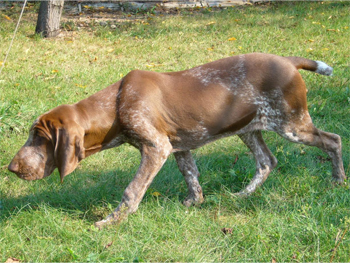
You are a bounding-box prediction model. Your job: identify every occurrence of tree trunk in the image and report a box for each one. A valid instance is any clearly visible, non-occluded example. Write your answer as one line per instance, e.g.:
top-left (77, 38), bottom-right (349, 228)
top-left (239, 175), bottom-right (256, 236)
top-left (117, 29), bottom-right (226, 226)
top-left (35, 0), bottom-right (64, 38)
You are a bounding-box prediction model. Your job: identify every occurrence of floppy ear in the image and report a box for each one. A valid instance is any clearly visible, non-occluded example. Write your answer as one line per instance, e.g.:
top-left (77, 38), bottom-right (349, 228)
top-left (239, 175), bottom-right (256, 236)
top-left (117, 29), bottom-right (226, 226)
top-left (54, 124), bottom-right (85, 183)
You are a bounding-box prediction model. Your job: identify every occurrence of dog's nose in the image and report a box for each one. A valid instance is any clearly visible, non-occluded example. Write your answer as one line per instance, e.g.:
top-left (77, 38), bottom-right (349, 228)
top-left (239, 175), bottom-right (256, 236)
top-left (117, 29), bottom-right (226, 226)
top-left (8, 160), bottom-right (19, 173)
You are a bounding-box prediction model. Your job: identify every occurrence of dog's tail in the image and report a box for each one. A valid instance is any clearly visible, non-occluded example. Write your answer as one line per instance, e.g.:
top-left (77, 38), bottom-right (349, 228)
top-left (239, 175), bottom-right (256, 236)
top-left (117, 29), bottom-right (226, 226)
top-left (286, 56), bottom-right (333, 76)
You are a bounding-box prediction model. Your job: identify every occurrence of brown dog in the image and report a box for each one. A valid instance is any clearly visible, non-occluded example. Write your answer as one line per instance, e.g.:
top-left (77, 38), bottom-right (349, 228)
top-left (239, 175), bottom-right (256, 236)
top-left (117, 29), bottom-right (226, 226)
top-left (8, 53), bottom-right (346, 228)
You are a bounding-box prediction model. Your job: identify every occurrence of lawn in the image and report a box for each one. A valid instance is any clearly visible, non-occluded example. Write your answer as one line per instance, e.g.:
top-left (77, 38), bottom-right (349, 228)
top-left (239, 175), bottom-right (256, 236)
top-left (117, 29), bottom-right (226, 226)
top-left (0, 1), bottom-right (349, 262)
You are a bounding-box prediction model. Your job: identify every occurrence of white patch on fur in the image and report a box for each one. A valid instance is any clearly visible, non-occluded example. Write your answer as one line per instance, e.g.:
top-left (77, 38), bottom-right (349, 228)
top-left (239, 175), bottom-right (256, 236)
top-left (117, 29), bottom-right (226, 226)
top-left (284, 132), bottom-right (300, 142)
top-left (239, 89), bottom-right (286, 134)
top-left (184, 55), bottom-right (248, 93)
top-left (315, 61), bottom-right (333, 76)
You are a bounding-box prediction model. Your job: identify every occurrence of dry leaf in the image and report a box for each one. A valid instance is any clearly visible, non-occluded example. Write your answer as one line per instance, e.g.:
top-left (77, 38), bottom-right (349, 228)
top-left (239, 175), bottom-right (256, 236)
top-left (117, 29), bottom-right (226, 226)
top-left (228, 37), bottom-right (237, 41)
top-left (105, 241), bottom-right (113, 249)
top-left (232, 155), bottom-right (239, 166)
top-left (75, 83), bottom-right (87, 88)
top-left (5, 258), bottom-right (20, 263)
top-left (151, 191), bottom-right (161, 197)
top-left (2, 14), bottom-right (11, 21)
top-left (221, 228), bottom-right (233, 235)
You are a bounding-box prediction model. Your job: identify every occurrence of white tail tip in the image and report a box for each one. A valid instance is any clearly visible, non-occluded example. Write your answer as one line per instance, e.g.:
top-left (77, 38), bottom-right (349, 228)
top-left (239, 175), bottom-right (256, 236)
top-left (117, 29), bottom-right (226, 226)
top-left (315, 61), bottom-right (333, 76)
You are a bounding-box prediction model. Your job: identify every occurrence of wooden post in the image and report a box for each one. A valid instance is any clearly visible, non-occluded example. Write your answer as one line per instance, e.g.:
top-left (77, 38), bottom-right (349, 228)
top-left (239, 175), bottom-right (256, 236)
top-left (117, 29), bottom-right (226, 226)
top-left (35, 0), bottom-right (64, 38)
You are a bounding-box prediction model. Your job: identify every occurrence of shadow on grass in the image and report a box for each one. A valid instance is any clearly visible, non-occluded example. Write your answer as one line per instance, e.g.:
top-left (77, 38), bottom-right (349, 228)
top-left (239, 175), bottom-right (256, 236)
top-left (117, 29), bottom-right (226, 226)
top-left (2, 144), bottom-right (344, 226)
top-left (1, 151), bottom-right (256, 224)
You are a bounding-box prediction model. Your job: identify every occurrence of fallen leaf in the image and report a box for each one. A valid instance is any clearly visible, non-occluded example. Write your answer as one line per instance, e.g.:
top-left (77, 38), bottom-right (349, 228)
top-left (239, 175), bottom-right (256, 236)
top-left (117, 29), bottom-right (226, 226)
top-left (105, 241), bottom-right (113, 249)
top-left (151, 191), bottom-right (161, 197)
top-left (5, 258), bottom-right (20, 263)
top-left (75, 83), bottom-right (87, 88)
top-left (228, 37), bottom-right (237, 41)
top-left (2, 14), bottom-right (11, 21)
top-left (51, 69), bottom-right (59, 73)
top-left (206, 21), bottom-right (215, 26)
top-left (221, 227), bottom-right (233, 235)
top-left (232, 155), bottom-right (239, 166)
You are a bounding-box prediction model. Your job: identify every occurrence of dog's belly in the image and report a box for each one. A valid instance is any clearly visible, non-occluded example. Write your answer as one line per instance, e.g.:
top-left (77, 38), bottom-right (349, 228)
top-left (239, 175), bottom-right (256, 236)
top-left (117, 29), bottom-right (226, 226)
top-left (169, 109), bottom-right (258, 151)
top-left (170, 132), bottom-right (235, 151)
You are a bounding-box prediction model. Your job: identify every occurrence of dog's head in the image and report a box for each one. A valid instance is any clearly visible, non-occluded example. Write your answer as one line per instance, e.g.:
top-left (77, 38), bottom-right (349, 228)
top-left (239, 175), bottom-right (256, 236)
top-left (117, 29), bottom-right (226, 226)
top-left (8, 105), bottom-right (85, 182)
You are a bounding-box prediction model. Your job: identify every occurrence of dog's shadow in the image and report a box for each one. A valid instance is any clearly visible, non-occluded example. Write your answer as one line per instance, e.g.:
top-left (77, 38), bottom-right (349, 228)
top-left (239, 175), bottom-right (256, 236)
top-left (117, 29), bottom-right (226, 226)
top-left (1, 151), bottom-right (257, 224)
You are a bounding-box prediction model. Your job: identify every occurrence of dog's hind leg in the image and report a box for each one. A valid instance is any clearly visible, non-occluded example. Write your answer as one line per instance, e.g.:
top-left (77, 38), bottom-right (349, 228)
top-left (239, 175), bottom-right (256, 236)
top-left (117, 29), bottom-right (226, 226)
top-left (237, 131), bottom-right (278, 196)
top-left (279, 115), bottom-right (346, 183)
top-left (174, 151), bottom-right (204, 207)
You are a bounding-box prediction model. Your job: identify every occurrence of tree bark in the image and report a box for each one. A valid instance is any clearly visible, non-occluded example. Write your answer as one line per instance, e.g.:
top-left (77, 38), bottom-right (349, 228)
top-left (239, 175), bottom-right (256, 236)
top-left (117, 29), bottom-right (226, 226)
top-left (35, 0), bottom-right (64, 38)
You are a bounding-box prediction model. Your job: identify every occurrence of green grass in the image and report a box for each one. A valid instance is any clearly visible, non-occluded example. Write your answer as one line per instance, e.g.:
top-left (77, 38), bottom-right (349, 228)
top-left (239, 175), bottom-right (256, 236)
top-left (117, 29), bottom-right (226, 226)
top-left (1, 1), bottom-right (350, 262)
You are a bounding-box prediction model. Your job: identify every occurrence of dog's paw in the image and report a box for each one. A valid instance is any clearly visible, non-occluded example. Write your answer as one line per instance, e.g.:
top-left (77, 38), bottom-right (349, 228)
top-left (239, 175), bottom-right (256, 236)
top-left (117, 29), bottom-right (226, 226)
top-left (183, 195), bottom-right (204, 207)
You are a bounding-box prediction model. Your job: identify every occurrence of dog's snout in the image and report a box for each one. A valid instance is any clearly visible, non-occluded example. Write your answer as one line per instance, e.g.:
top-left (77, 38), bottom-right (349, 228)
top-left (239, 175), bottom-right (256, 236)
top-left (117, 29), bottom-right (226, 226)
top-left (8, 160), bottom-right (19, 173)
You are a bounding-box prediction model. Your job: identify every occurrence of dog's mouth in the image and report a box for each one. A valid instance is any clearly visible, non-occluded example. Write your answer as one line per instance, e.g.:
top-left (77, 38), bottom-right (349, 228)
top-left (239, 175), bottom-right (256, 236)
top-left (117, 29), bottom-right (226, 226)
top-left (10, 167), bottom-right (42, 181)
top-left (16, 172), bottom-right (39, 181)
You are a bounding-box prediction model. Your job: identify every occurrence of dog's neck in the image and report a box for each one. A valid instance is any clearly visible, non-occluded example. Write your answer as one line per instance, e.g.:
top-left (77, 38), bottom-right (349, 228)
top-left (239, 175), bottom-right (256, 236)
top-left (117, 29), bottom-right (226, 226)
top-left (76, 81), bottom-right (124, 157)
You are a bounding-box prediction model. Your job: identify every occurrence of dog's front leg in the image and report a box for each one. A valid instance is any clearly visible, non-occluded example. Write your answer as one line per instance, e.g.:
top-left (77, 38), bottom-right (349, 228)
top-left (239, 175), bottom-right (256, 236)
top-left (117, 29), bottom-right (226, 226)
top-left (95, 139), bottom-right (172, 229)
top-left (174, 151), bottom-right (204, 207)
